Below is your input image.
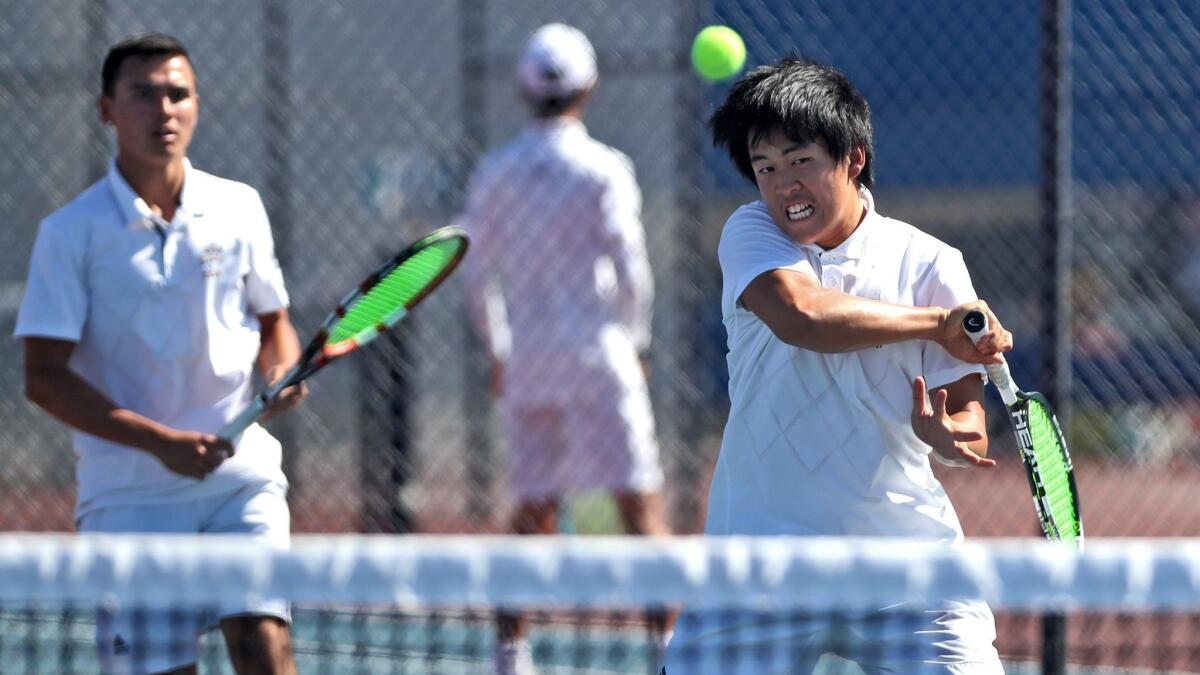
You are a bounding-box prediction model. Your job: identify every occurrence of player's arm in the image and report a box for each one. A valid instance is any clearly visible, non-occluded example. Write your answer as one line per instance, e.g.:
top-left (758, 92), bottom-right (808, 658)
top-left (911, 373), bottom-right (994, 468)
top-left (740, 268), bottom-right (1011, 363)
top-left (21, 337), bottom-right (230, 478)
top-left (601, 159), bottom-right (654, 353)
top-left (457, 165), bottom-right (511, 397)
top-left (256, 308), bottom-right (306, 418)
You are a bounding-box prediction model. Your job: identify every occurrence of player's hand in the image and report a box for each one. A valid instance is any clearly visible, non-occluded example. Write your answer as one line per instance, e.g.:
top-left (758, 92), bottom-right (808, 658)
top-left (910, 376), bottom-right (996, 468)
top-left (261, 368), bottom-right (308, 422)
top-left (939, 301), bottom-right (1013, 365)
top-left (153, 430), bottom-right (234, 479)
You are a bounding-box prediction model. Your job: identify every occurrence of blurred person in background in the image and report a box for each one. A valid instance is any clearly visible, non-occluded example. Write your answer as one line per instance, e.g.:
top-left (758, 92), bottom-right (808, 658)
top-left (662, 57), bottom-right (1013, 674)
top-left (458, 22), bottom-right (671, 675)
top-left (15, 33), bottom-right (303, 675)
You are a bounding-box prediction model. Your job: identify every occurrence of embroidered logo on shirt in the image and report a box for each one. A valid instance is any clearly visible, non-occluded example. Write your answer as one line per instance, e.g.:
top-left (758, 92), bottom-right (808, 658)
top-left (199, 244), bottom-right (226, 277)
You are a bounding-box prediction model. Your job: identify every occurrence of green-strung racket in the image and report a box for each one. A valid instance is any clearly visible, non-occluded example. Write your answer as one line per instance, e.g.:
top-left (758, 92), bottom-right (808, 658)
top-left (964, 310), bottom-right (1083, 546)
top-left (219, 227), bottom-right (469, 442)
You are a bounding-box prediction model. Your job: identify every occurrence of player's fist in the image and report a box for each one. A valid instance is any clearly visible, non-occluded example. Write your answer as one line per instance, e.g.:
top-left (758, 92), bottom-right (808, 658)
top-left (153, 430), bottom-right (234, 479)
top-left (260, 366), bottom-right (308, 422)
top-left (939, 301), bottom-right (1012, 365)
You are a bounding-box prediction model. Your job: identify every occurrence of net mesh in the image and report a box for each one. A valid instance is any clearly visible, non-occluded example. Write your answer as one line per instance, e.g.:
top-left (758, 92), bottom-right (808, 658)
top-left (326, 234), bottom-right (466, 347)
top-left (4, 534), bottom-right (1200, 674)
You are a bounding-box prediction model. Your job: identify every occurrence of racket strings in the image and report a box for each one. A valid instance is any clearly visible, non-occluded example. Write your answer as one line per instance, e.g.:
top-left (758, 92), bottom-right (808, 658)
top-left (326, 239), bottom-right (464, 346)
top-left (1026, 401), bottom-right (1080, 538)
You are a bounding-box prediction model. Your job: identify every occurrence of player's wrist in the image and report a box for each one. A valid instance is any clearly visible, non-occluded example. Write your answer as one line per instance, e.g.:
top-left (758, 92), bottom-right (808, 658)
top-left (927, 306), bottom-right (952, 342)
top-left (139, 420), bottom-right (184, 456)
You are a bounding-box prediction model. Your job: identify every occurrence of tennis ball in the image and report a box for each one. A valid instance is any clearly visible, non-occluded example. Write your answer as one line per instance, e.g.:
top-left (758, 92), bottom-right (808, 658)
top-left (691, 25), bottom-right (746, 82)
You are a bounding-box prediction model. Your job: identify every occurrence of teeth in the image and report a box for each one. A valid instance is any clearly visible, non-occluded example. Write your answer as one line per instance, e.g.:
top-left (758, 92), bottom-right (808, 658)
top-left (786, 204), bottom-right (814, 221)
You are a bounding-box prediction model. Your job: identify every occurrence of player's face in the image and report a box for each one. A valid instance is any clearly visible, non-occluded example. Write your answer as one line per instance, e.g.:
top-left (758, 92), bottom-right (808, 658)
top-left (748, 128), bottom-right (865, 249)
top-left (100, 54), bottom-right (198, 170)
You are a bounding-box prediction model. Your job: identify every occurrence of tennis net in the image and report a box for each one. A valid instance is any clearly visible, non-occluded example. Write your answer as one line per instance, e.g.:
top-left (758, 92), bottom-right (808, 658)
top-left (3, 534), bottom-right (1200, 673)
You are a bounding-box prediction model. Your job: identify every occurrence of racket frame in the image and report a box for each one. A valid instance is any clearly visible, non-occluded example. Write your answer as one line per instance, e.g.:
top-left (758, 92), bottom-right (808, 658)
top-left (962, 310), bottom-right (1083, 546)
top-left (217, 227), bottom-right (468, 442)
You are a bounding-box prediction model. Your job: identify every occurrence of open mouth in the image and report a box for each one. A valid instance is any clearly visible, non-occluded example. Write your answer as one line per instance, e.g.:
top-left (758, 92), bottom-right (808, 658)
top-left (786, 203), bottom-right (814, 221)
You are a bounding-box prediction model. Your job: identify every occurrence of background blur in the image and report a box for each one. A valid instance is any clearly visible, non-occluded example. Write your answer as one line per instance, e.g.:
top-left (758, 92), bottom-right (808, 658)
top-left (1, 0), bottom-right (1198, 540)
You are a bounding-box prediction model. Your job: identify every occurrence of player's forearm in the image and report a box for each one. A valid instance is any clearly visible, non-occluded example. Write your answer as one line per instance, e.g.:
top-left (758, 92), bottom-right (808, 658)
top-left (256, 311), bottom-right (302, 382)
top-left (24, 368), bottom-right (174, 452)
top-left (774, 287), bottom-right (949, 352)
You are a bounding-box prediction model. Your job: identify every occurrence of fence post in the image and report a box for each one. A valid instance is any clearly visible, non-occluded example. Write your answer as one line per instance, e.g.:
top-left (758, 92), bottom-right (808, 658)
top-left (1040, 0), bottom-right (1073, 671)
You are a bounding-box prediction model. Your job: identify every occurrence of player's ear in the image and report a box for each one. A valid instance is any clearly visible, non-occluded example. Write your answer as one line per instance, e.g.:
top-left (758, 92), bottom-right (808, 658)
top-left (846, 144), bottom-right (866, 181)
top-left (98, 95), bottom-right (113, 126)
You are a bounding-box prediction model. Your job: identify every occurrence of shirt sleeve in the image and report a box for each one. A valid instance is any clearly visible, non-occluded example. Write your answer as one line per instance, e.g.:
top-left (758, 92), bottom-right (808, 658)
top-left (918, 247), bottom-right (986, 389)
top-left (14, 217), bottom-right (88, 341)
top-left (717, 203), bottom-right (815, 314)
top-left (242, 189), bottom-right (290, 315)
top-left (458, 160), bottom-right (512, 361)
top-left (600, 156), bottom-right (654, 352)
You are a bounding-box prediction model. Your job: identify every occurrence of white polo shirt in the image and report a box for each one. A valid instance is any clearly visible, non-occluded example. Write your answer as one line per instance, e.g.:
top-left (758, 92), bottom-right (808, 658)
top-left (459, 117), bottom-right (653, 405)
top-left (15, 159), bottom-right (290, 519)
top-left (708, 188), bottom-right (985, 541)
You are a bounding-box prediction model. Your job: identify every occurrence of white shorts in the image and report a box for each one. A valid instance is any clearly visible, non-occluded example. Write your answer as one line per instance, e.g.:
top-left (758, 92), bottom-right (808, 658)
top-left (78, 481), bottom-right (291, 675)
top-left (662, 600), bottom-right (1003, 675)
top-left (504, 387), bottom-right (664, 500)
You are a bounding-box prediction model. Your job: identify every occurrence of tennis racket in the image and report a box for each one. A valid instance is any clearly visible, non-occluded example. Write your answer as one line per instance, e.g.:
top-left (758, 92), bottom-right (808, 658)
top-left (963, 310), bottom-right (1083, 546)
top-left (218, 226), bottom-right (469, 442)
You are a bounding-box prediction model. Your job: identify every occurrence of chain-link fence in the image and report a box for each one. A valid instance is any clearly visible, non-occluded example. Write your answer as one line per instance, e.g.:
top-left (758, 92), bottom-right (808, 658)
top-left (1, 0), bottom-right (1198, 540)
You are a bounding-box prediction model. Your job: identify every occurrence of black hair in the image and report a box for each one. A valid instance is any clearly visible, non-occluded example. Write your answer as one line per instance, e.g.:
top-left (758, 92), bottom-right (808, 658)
top-left (529, 89), bottom-right (589, 118)
top-left (710, 56), bottom-right (874, 188)
top-left (101, 32), bottom-right (191, 96)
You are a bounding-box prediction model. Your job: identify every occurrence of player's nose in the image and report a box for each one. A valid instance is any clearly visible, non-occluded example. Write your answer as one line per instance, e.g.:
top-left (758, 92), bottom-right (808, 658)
top-left (774, 175), bottom-right (803, 196)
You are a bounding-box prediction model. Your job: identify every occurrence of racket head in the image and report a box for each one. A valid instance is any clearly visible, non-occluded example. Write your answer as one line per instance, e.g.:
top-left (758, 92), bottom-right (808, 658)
top-left (321, 226), bottom-right (468, 358)
top-left (1011, 392), bottom-right (1084, 546)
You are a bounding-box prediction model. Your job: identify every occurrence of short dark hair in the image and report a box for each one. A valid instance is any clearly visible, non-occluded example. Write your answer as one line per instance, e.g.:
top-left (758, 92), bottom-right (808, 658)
top-left (528, 89), bottom-right (589, 118)
top-left (710, 57), bottom-right (874, 189)
top-left (101, 32), bottom-right (191, 96)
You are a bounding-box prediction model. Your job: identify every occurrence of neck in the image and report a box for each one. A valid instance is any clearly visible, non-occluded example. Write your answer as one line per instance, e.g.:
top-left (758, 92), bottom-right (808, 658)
top-left (116, 156), bottom-right (186, 222)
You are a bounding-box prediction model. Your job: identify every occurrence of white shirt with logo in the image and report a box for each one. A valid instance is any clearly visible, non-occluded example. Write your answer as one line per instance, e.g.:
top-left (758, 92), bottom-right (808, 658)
top-left (15, 159), bottom-right (290, 519)
top-left (460, 118), bottom-right (653, 404)
top-left (709, 188), bottom-right (984, 541)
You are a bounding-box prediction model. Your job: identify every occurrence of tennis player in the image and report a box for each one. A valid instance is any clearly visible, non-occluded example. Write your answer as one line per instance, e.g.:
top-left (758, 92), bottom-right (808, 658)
top-left (663, 58), bottom-right (1013, 673)
top-left (16, 33), bottom-right (303, 675)
top-left (458, 23), bottom-right (670, 675)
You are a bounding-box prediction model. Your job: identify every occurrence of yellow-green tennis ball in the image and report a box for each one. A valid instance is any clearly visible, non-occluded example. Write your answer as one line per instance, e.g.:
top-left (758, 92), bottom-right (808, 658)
top-left (691, 25), bottom-right (746, 82)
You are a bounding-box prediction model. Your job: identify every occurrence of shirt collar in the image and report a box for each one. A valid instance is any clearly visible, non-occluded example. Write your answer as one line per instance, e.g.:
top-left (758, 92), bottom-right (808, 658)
top-left (798, 186), bottom-right (879, 261)
top-left (106, 158), bottom-right (203, 231)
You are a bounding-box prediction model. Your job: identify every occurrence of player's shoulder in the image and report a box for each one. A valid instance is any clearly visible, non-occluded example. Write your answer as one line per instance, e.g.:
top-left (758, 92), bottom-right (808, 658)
top-left (186, 165), bottom-right (263, 204)
top-left (717, 200), bottom-right (797, 266)
top-left (580, 135), bottom-right (636, 178)
top-left (871, 211), bottom-right (961, 259)
top-left (719, 201), bottom-right (784, 245)
top-left (471, 137), bottom-right (528, 184)
top-left (38, 178), bottom-right (114, 237)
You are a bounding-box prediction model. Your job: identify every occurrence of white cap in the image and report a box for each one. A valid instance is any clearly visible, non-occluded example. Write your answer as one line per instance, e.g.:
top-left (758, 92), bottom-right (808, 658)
top-left (517, 23), bottom-right (597, 100)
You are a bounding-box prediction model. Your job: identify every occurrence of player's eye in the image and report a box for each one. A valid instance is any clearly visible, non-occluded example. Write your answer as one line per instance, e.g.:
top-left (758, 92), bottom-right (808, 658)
top-left (167, 87), bottom-right (191, 103)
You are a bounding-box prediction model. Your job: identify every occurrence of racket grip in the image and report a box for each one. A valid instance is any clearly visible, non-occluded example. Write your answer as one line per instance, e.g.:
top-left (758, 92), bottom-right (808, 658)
top-left (962, 310), bottom-right (1019, 407)
top-left (218, 395), bottom-right (267, 442)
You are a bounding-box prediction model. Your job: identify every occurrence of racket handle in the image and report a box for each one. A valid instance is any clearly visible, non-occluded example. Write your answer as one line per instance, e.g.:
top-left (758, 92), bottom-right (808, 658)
top-left (218, 395), bottom-right (267, 442)
top-left (962, 310), bottom-right (1019, 407)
